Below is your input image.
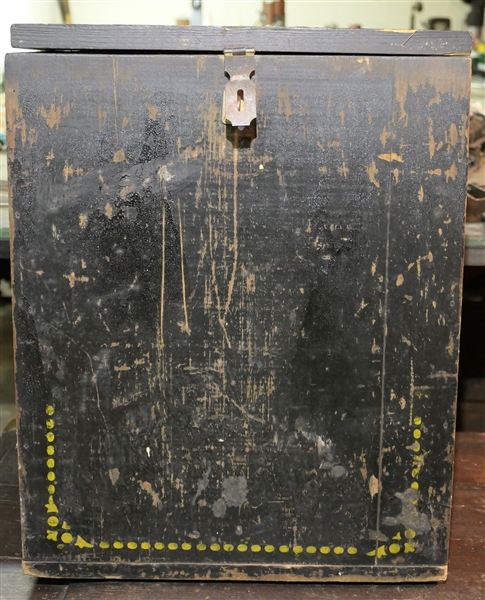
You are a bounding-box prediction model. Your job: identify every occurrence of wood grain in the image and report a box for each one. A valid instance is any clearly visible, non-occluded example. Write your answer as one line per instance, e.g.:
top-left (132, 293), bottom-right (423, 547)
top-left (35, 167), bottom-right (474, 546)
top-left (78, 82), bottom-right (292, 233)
top-left (10, 25), bottom-right (472, 55)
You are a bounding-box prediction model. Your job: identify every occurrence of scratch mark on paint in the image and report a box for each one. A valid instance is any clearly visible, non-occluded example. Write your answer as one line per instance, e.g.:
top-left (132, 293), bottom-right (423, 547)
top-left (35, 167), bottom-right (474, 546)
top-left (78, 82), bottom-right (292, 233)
top-left (83, 349), bottom-right (108, 430)
top-left (429, 371), bottom-right (456, 379)
top-left (177, 198), bottom-right (191, 335)
top-left (418, 186), bottom-right (424, 202)
top-left (223, 147), bottom-right (239, 319)
top-left (409, 357), bottom-right (414, 426)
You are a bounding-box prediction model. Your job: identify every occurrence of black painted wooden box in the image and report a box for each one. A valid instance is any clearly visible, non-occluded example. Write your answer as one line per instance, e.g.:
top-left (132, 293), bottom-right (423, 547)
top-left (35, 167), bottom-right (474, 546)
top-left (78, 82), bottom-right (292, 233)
top-left (6, 25), bottom-right (471, 582)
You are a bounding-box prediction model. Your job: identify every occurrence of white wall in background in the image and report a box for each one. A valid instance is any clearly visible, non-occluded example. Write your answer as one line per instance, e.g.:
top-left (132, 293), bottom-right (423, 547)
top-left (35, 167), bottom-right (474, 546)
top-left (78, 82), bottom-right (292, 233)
top-left (1, 1), bottom-right (62, 77)
top-left (69, 0), bottom-right (193, 25)
top-left (202, 0), bottom-right (262, 26)
top-left (285, 0), bottom-right (470, 30)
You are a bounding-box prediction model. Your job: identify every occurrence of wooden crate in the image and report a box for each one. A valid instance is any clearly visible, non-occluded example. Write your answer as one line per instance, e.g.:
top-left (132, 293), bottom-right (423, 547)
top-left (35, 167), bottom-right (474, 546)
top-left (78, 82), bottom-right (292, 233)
top-left (6, 25), bottom-right (471, 582)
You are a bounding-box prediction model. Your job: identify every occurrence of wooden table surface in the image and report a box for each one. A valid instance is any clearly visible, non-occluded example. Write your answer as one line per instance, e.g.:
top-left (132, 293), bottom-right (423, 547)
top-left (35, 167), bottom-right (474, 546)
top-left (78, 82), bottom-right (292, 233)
top-left (1, 431), bottom-right (484, 600)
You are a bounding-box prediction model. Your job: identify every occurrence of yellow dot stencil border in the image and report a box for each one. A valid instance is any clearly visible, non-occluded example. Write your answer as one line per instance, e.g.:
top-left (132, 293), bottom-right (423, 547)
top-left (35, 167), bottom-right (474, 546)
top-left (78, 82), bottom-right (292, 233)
top-left (43, 404), bottom-right (420, 559)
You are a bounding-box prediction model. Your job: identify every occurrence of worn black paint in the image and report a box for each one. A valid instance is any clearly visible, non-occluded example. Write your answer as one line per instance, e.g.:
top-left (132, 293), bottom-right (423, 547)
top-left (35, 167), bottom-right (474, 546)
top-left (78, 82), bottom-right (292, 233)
top-left (11, 24), bottom-right (472, 56)
top-left (6, 33), bottom-right (470, 581)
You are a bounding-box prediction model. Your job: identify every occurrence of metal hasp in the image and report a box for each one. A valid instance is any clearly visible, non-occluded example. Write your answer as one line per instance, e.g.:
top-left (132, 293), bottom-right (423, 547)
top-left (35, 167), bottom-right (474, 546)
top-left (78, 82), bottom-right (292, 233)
top-left (222, 48), bottom-right (256, 127)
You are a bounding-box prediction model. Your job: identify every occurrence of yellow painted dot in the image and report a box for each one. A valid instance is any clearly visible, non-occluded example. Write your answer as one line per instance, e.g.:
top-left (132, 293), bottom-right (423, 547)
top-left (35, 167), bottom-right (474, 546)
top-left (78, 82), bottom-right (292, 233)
top-left (320, 546), bottom-right (331, 554)
top-left (46, 406), bottom-right (54, 416)
top-left (222, 544), bottom-right (233, 552)
top-left (414, 443), bottom-right (421, 452)
top-left (46, 530), bottom-right (58, 541)
top-left (265, 545), bottom-right (275, 553)
top-left (46, 458), bottom-right (55, 469)
top-left (237, 544), bottom-right (248, 552)
top-left (182, 543), bottom-right (192, 551)
top-left (47, 445), bottom-right (55, 456)
top-left (413, 429), bottom-right (421, 439)
top-left (411, 481), bottom-right (419, 490)
top-left (393, 532), bottom-right (402, 541)
top-left (141, 542), bottom-right (150, 550)
top-left (127, 542), bottom-right (138, 550)
top-left (99, 541), bottom-right (110, 549)
top-left (414, 416), bottom-right (422, 426)
top-left (47, 484), bottom-right (55, 494)
top-left (61, 522), bottom-right (71, 530)
top-left (167, 543), bottom-right (178, 550)
top-left (46, 419), bottom-right (54, 429)
top-left (47, 471), bottom-right (55, 481)
top-left (334, 546), bottom-right (344, 555)
top-left (412, 468), bottom-right (420, 477)
top-left (347, 547), bottom-right (358, 555)
top-left (61, 532), bottom-right (73, 544)
top-left (210, 543), bottom-right (220, 551)
top-left (404, 542), bottom-right (415, 553)
top-left (251, 544), bottom-right (262, 552)
top-left (154, 543), bottom-right (163, 550)
top-left (113, 542), bottom-right (124, 549)
top-left (46, 432), bottom-right (55, 442)
top-left (405, 529), bottom-right (416, 539)
top-left (279, 545), bottom-right (290, 553)
top-left (293, 545), bottom-right (303, 555)
top-left (47, 516), bottom-right (59, 527)
top-left (57, 544), bottom-right (64, 549)
top-left (196, 543), bottom-right (206, 551)
top-left (389, 544), bottom-right (401, 554)
top-left (306, 546), bottom-right (317, 554)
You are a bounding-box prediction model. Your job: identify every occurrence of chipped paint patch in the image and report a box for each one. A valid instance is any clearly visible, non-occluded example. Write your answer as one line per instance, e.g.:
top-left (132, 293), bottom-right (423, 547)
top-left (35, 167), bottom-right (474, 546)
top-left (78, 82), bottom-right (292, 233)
top-left (63, 272), bottom-right (89, 288)
top-left (113, 149), bottom-right (126, 163)
top-left (369, 475), bottom-right (379, 500)
top-left (109, 468), bottom-right (120, 486)
top-left (378, 153), bottom-right (403, 163)
top-left (366, 161), bottom-right (380, 188)
top-left (140, 481), bottom-right (161, 508)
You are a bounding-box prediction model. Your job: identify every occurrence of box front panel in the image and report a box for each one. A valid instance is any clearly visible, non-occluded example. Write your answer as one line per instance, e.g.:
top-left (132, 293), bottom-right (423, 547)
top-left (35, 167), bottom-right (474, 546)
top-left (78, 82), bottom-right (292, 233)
top-left (6, 51), bottom-right (468, 579)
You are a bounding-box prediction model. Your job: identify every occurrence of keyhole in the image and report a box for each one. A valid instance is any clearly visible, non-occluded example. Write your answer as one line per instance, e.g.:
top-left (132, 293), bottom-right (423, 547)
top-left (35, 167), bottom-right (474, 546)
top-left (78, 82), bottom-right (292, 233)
top-left (237, 89), bottom-right (244, 112)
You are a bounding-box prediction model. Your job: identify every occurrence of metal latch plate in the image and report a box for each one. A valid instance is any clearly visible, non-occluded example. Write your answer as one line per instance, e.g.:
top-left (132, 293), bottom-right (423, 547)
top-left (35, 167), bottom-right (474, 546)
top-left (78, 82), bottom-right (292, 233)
top-left (222, 49), bottom-right (256, 127)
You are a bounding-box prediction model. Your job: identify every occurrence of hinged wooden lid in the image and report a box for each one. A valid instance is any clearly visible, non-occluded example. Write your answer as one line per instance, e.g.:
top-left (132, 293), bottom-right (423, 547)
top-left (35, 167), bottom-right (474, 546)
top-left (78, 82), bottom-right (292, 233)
top-left (11, 24), bottom-right (472, 56)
